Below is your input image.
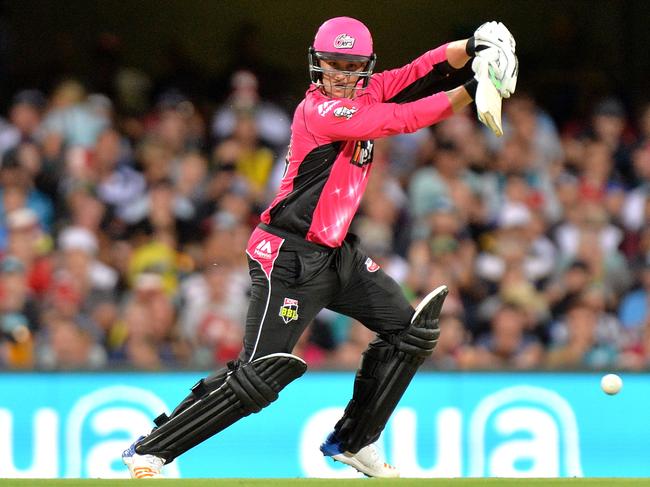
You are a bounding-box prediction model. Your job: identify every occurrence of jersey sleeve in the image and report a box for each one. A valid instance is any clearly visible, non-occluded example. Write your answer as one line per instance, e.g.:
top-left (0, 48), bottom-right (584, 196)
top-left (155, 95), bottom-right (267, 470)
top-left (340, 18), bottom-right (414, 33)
top-left (307, 92), bottom-right (453, 141)
top-left (366, 44), bottom-right (450, 102)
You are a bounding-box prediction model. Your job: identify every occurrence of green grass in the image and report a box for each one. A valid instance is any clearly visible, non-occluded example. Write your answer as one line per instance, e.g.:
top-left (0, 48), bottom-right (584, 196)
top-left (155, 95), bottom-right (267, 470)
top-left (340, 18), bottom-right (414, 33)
top-left (1, 480), bottom-right (649, 487)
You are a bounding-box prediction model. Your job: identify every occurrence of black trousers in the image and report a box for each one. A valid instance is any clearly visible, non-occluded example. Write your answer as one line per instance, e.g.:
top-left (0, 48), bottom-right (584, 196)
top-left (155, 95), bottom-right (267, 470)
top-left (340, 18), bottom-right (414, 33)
top-left (242, 224), bottom-right (414, 361)
top-left (159, 223), bottom-right (419, 456)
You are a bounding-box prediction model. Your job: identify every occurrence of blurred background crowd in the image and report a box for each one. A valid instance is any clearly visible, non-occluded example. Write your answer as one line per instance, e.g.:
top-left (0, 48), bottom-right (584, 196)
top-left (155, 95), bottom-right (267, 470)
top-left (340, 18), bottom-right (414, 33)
top-left (1, 4), bottom-right (650, 372)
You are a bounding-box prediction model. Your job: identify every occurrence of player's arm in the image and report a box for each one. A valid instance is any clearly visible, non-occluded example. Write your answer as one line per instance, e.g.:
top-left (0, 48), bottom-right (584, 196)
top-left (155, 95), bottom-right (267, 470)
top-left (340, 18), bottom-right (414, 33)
top-left (446, 39), bottom-right (472, 69)
top-left (367, 43), bottom-right (459, 103)
top-left (369, 36), bottom-right (476, 104)
top-left (308, 87), bottom-right (473, 141)
top-left (445, 83), bottom-right (473, 112)
top-left (441, 39), bottom-right (475, 112)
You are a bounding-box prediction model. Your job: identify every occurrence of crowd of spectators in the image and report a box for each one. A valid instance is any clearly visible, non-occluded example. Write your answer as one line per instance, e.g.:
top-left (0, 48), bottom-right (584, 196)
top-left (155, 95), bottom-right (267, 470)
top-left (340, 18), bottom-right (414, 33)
top-left (1, 68), bottom-right (649, 372)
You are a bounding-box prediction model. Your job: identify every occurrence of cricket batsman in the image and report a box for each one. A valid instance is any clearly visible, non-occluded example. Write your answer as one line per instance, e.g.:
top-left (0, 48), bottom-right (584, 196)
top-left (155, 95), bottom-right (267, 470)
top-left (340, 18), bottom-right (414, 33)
top-left (123, 16), bottom-right (517, 478)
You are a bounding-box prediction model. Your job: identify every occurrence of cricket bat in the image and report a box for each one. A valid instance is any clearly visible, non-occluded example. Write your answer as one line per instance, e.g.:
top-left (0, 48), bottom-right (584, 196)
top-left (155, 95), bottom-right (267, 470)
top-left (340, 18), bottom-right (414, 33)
top-left (475, 63), bottom-right (504, 137)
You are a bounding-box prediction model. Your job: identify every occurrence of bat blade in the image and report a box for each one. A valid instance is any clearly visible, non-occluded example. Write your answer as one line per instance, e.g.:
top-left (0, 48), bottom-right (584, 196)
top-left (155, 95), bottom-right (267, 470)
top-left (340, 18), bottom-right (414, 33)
top-left (475, 65), bottom-right (504, 137)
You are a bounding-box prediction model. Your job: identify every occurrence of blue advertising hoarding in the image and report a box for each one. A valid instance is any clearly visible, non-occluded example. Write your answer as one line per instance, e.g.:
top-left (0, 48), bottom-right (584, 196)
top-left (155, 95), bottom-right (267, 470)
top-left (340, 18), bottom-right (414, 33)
top-left (0, 371), bottom-right (647, 478)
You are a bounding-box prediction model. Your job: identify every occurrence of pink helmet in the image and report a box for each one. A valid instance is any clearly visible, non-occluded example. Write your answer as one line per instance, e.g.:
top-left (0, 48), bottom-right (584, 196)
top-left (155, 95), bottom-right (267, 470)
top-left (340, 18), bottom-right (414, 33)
top-left (309, 17), bottom-right (376, 88)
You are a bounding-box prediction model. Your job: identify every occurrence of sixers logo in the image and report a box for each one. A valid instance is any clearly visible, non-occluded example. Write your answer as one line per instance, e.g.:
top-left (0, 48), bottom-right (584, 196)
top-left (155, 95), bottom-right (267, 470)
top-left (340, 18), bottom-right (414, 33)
top-left (365, 257), bottom-right (380, 272)
top-left (334, 106), bottom-right (357, 119)
top-left (333, 34), bottom-right (355, 49)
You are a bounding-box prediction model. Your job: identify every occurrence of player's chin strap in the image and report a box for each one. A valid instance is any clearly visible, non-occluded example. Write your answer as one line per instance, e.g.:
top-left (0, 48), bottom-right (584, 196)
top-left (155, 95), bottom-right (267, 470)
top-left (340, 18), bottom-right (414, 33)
top-left (333, 291), bottom-right (445, 454)
top-left (135, 353), bottom-right (307, 463)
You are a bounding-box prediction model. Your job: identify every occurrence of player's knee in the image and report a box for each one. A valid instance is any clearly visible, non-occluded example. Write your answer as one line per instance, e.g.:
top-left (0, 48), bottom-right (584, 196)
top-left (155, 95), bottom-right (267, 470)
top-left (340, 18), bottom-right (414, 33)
top-left (228, 353), bottom-right (307, 414)
top-left (228, 362), bottom-right (279, 413)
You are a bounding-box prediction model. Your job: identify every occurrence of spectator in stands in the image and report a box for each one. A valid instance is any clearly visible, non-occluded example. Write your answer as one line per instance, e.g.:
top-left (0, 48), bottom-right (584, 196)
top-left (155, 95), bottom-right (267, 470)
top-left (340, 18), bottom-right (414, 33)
top-left (117, 272), bottom-right (189, 369)
top-left (121, 178), bottom-right (197, 246)
top-left (41, 79), bottom-right (111, 150)
top-left (576, 138), bottom-right (626, 219)
top-left (482, 136), bottom-right (560, 223)
top-left (476, 202), bottom-right (555, 286)
top-left (180, 263), bottom-right (247, 366)
top-left (545, 259), bottom-right (592, 320)
top-left (3, 47), bottom-right (650, 373)
top-left (0, 256), bottom-right (39, 328)
top-left (126, 220), bottom-right (179, 297)
top-left (3, 208), bottom-right (53, 297)
top-left (65, 188), bottom-right (107, 235)
top-left (136, 137), bottom-right (174, 186)
top-left (173, 151), bottom-right (209, 205)
top-left (37, 314), bottom-right (107, 370)
top-left (619, 260), bottom-right (650, 335)
top-left (353, 181), bottom-right (409, 281)
top-left (0, 256), bottom-right (38, 368)
top-left (0, 150), bottom-right (54, 231)
top-left (473, 303), bottom-right (544, 370)
top-left (554, 201), bottom-right (631, 295)
top-left (212, 110), bottom-right (275, 206)
top-left (409, 139), bottom-right (483, 226)
top-left (620, 141), bottom-right (650, 239)
top-left (149, 90), bottom-right (205, 155)
top-left (589, 98), bottom-right (635, 187)
top-left (436, 114), bottom-right (491, 175)
top-left (430, 312), bottom-right (476, 369)
top-left (414, 199), bottom-right (477, 300)
top-left (211, 70), bottom-right (290, 153)
top-left (46, 226), bottom-right (118, 343)
top-left (57, 226), bottom-right (118, 296)
top-left (4, 90), bottom-right (47, 150)
top-left (618, 318), bottom-right (650, 370)
top-left (546, 296), bottom-right (621, 369)
top-left (92, 128), bottom-right (146, 218)
top-left (498, 93), bottom-right (564, 172)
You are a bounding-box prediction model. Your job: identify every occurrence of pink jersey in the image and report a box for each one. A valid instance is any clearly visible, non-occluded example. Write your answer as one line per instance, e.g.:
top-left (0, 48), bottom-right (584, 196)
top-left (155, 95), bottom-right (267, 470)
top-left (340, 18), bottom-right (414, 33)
top-left (261, 44), bottom-right (458, 247)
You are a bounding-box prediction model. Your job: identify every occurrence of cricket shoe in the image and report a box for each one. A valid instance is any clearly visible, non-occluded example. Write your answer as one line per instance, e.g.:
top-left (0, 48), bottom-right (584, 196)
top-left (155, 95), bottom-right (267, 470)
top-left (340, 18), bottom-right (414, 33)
top-left (320, 433), bottom-right (399, 478)
top-left (122, 436), bottom-right (165, 479)
top-left (411, 285), bottom-right (448, 328)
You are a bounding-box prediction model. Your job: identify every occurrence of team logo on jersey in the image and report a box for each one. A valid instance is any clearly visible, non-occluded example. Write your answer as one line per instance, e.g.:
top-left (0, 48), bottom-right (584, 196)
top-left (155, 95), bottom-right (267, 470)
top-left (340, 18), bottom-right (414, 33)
top-left (318, 100), bottom-right (341, 117)
top-left (279, 297), bottom-right (299, 323)
top-left (254, 240), bottom-right (273, 259)
top-left (334, 106), bottom-right (357, 119)
top-left (351, 140), bottom-right (374, 167)
top-left (334, 34), bottom-right (355, 49)
top-left (365, 257), bottom-right (380, 272)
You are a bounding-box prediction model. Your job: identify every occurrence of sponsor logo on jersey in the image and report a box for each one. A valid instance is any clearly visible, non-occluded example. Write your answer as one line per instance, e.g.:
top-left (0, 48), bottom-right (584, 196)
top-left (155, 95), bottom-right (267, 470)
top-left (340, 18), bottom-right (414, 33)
top-left (254, 240), bottom-right (273, 259)
top-left (334, 106), bottom-right (357, 119)
top-left (333, 34), bottom-right (355, 49)
top-left (317, 100), bottom-right (341, 117)
top-left (279, 297), bottom-right (299, 323)
top-left (351, 139), bottom-right (374, 167)
top-left (365, 257), bottom-right (380, 272)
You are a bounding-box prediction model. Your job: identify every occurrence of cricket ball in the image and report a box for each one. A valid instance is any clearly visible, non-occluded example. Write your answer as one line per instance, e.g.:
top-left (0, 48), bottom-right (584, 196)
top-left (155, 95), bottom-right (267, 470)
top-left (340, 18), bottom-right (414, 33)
top-left (600, 373), bottom-right (622, 395)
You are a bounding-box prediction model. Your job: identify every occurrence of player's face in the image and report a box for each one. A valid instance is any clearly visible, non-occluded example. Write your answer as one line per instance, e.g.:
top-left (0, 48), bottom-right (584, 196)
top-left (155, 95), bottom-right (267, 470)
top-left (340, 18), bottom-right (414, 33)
top-left (319, 59), bottom-right (366, 99)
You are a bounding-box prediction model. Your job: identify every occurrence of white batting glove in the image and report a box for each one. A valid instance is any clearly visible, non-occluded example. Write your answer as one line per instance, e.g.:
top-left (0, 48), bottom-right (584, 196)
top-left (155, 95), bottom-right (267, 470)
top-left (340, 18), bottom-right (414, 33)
top-left (470, 21), bottom-right (518, 98)
top-left (473, 21), bottom-right (516, 57)
top-left (472, 46), bottom-right (518, 98)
